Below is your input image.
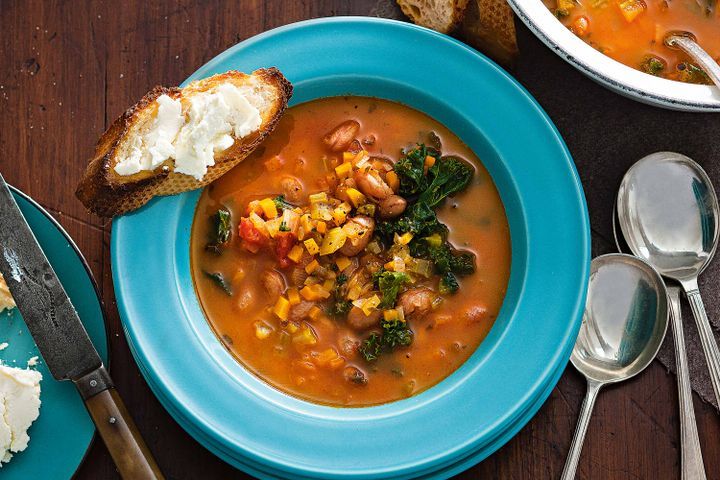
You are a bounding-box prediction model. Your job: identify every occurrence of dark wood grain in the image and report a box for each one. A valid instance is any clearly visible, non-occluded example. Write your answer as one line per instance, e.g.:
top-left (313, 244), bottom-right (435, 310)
top-left (0, 1), bottom-right (718, 479)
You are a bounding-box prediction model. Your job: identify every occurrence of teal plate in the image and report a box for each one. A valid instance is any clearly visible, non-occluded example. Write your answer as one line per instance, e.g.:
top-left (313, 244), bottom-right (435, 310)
top-left (112, 17), bottom-right (590, 479)
top-left (1, 187), bottom-right (108, 479)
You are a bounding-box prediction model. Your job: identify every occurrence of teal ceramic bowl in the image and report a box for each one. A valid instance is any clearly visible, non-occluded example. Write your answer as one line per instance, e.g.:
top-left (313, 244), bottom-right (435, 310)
top-left (112, 17), bottom-right (590, 479)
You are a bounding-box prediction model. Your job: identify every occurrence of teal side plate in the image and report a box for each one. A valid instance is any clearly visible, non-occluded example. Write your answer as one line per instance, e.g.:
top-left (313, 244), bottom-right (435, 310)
top-left (1, 187), bottom-right (108, 479)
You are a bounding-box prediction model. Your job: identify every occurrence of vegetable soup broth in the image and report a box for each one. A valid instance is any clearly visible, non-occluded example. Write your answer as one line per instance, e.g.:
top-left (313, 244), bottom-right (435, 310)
top-left (191, 97), bottom-right (511, 406)
top-left (544, 0), bottom-right (719, 83)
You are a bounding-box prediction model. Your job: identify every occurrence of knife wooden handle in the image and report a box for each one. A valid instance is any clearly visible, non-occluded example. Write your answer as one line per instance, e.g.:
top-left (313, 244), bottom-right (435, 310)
top-left (84, 387), bottom-right (165, 480)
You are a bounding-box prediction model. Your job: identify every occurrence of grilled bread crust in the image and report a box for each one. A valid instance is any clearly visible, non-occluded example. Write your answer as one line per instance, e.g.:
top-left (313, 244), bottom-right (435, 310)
top-left (396, 0), bottom-right (470, 34)
top-left (76, 68), bottom-right (293, 217)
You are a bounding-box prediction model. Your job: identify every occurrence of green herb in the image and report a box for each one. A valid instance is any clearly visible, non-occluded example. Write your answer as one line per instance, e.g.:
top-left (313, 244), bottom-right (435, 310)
top-left (203, 271), bottom-right (233, 295)
top-left (374, 270), bottom-right (410, 308)
top-left (678, 63), bottom-right (711, 84)
top-left (640, 56), bottom-right (665, 76)
top-left (273, 195), bottom-right (295, 211)
top-left (205, 207), bottom-right (232, 254)
top-left (279, 220), bottom-right (290, 232)
top-left (329, 300), bottom-right (352, 317)
top-left (418, 156), bottom-right (473, 208)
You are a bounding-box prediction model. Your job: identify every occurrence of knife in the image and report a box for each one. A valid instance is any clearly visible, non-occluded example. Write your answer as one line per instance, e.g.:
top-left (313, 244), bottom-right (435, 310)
top-left (0, 174), bottom-right (163, 480)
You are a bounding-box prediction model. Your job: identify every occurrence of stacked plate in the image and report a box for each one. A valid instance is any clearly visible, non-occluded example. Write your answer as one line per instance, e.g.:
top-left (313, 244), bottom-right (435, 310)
top-left (112, 18), bottom-right (590, 479)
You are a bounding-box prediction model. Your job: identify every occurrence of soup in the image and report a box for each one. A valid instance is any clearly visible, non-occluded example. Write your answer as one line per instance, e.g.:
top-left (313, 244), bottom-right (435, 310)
top-left (544, 0), bottom-right (719, 83)
top-left (191, 96), bottom-right (511, 407)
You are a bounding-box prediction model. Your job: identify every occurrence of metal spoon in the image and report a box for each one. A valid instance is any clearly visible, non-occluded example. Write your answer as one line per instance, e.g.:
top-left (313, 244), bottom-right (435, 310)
top-left (561, 254), bottom-right (669, 480)
top-left (665, 32), bottom-right (720, 88)
top-left (614, 198), bottom-right (707, 480)
top-left (616, 152), bottom-right (720, 408)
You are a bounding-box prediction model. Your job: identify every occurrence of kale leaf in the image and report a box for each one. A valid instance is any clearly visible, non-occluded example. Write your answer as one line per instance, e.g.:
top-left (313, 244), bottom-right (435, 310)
top-left (394, 144), bottom-right (438, 196)
top-left (203, 271), bottom-right (233, 295)
top-left (439, 272), bottom-right (459, 295)
top-left (381, 318), bottom-right (414, 348)
top-left (359, 333), bottom-right (383, 362)
top-left (418, 156), bottom-right (474, 208)
top-left (328, 273), bottom-right (352, 317)
top-left (358, 319), bottom-right (414, 362)
top-left (374, 270), bottom-right (410, 308)
top-left (376, 202), bottom-right (446, 240)
top-left (205, 207), bottom-right (232, 255)
top-left (410, 237), bottom-right (476, 294)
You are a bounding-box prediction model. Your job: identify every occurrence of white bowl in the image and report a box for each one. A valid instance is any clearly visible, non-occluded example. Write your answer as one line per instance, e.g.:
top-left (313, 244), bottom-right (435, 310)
top-left (508, 0), bottom-right (720, 112)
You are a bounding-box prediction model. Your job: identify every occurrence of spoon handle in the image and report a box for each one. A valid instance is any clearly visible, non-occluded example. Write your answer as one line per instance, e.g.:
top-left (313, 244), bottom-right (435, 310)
top-left (682, 278), bottom-right (720, 408)
top-left (667, 35), bottom-right (720, 88)
top-left (561, 379), bottom-right (602, 480)
top-left (668, 286), bottom-right (707, 480)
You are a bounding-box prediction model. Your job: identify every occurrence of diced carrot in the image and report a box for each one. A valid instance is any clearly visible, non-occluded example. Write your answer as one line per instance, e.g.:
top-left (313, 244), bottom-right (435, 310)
top-left (272, 296), bottom-right (291, 321)
top-left (300, 284), bottom-right (331, 301)
top-left (335, 256), bottom-right (352, 271)
top-left (335, 161), bottom-right (353, 179)
top-left (316, 221), bottom-right (327, 234)
top-left (424, 155), bottom-right (436, 173)
top-left (346, 188), bottom-right (366, 207)
top-left (287, 245), bottom-right (304, 263)
top-left (617, 0), bottom-right (645, 22)
top-left (259, 198), bottom-right (278, 219)
top-left (308, 306), bottom-right (323, 320)
top-left (305, 259), bottom-right (320, 274)
top-left (287, 288), bottom-right (301, 306)
top-left (386, 171), bottom-right (400, 192)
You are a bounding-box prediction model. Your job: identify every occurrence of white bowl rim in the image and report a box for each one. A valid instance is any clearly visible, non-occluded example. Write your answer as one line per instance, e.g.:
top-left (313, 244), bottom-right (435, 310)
top-left (508, 0), bottom-right (720, 112)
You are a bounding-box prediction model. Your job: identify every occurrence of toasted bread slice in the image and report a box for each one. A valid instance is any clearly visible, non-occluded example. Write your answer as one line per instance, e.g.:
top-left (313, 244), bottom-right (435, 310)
top-left (396, 0), bottom-right (470, 33)
top-left (459, 0), bottom-right (519, 66)
top-left (76, 68), bottom-right (292, 217)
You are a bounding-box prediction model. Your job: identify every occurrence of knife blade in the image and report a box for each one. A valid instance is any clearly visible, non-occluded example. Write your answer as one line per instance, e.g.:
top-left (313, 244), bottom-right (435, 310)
top-left (0, 175), bottom-right (100, 381)
top-left (0, 174), bottom-right (163, 479)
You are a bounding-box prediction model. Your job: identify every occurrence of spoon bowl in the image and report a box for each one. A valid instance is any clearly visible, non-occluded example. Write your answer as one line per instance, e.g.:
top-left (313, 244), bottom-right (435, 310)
top-left (561, 253), bottom-right (668, 480)
top-left (616, 151), bottom-right (720, 409)
top-left (573, 254), bottom-right (669, 383)
top-left (617, 152), bottom-right (719, 283)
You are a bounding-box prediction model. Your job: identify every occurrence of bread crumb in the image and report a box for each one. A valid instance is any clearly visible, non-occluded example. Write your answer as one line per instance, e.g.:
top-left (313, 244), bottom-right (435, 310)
top-left (26, 358), bottom-right (38, 367)
top-left (0, 344), bottom-right (8, 351)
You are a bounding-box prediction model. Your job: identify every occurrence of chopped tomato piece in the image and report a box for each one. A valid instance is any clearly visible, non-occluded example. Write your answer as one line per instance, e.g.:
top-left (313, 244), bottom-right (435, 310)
top-left (238, 218), bottom-right (268, 253)
top-left (275, 232), bottom-right (297, 268)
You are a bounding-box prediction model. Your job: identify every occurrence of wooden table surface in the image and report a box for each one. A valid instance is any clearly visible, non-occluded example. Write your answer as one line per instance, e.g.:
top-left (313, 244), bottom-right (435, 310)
top-left (2, 1), bottom-right (719, 478)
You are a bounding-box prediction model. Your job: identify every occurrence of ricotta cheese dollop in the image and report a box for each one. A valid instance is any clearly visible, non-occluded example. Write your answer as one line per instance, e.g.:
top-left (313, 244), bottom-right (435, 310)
top-left (113, 83), bottom-right (262, 181)
top-left (0, 365), bottom-right (41, 465)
